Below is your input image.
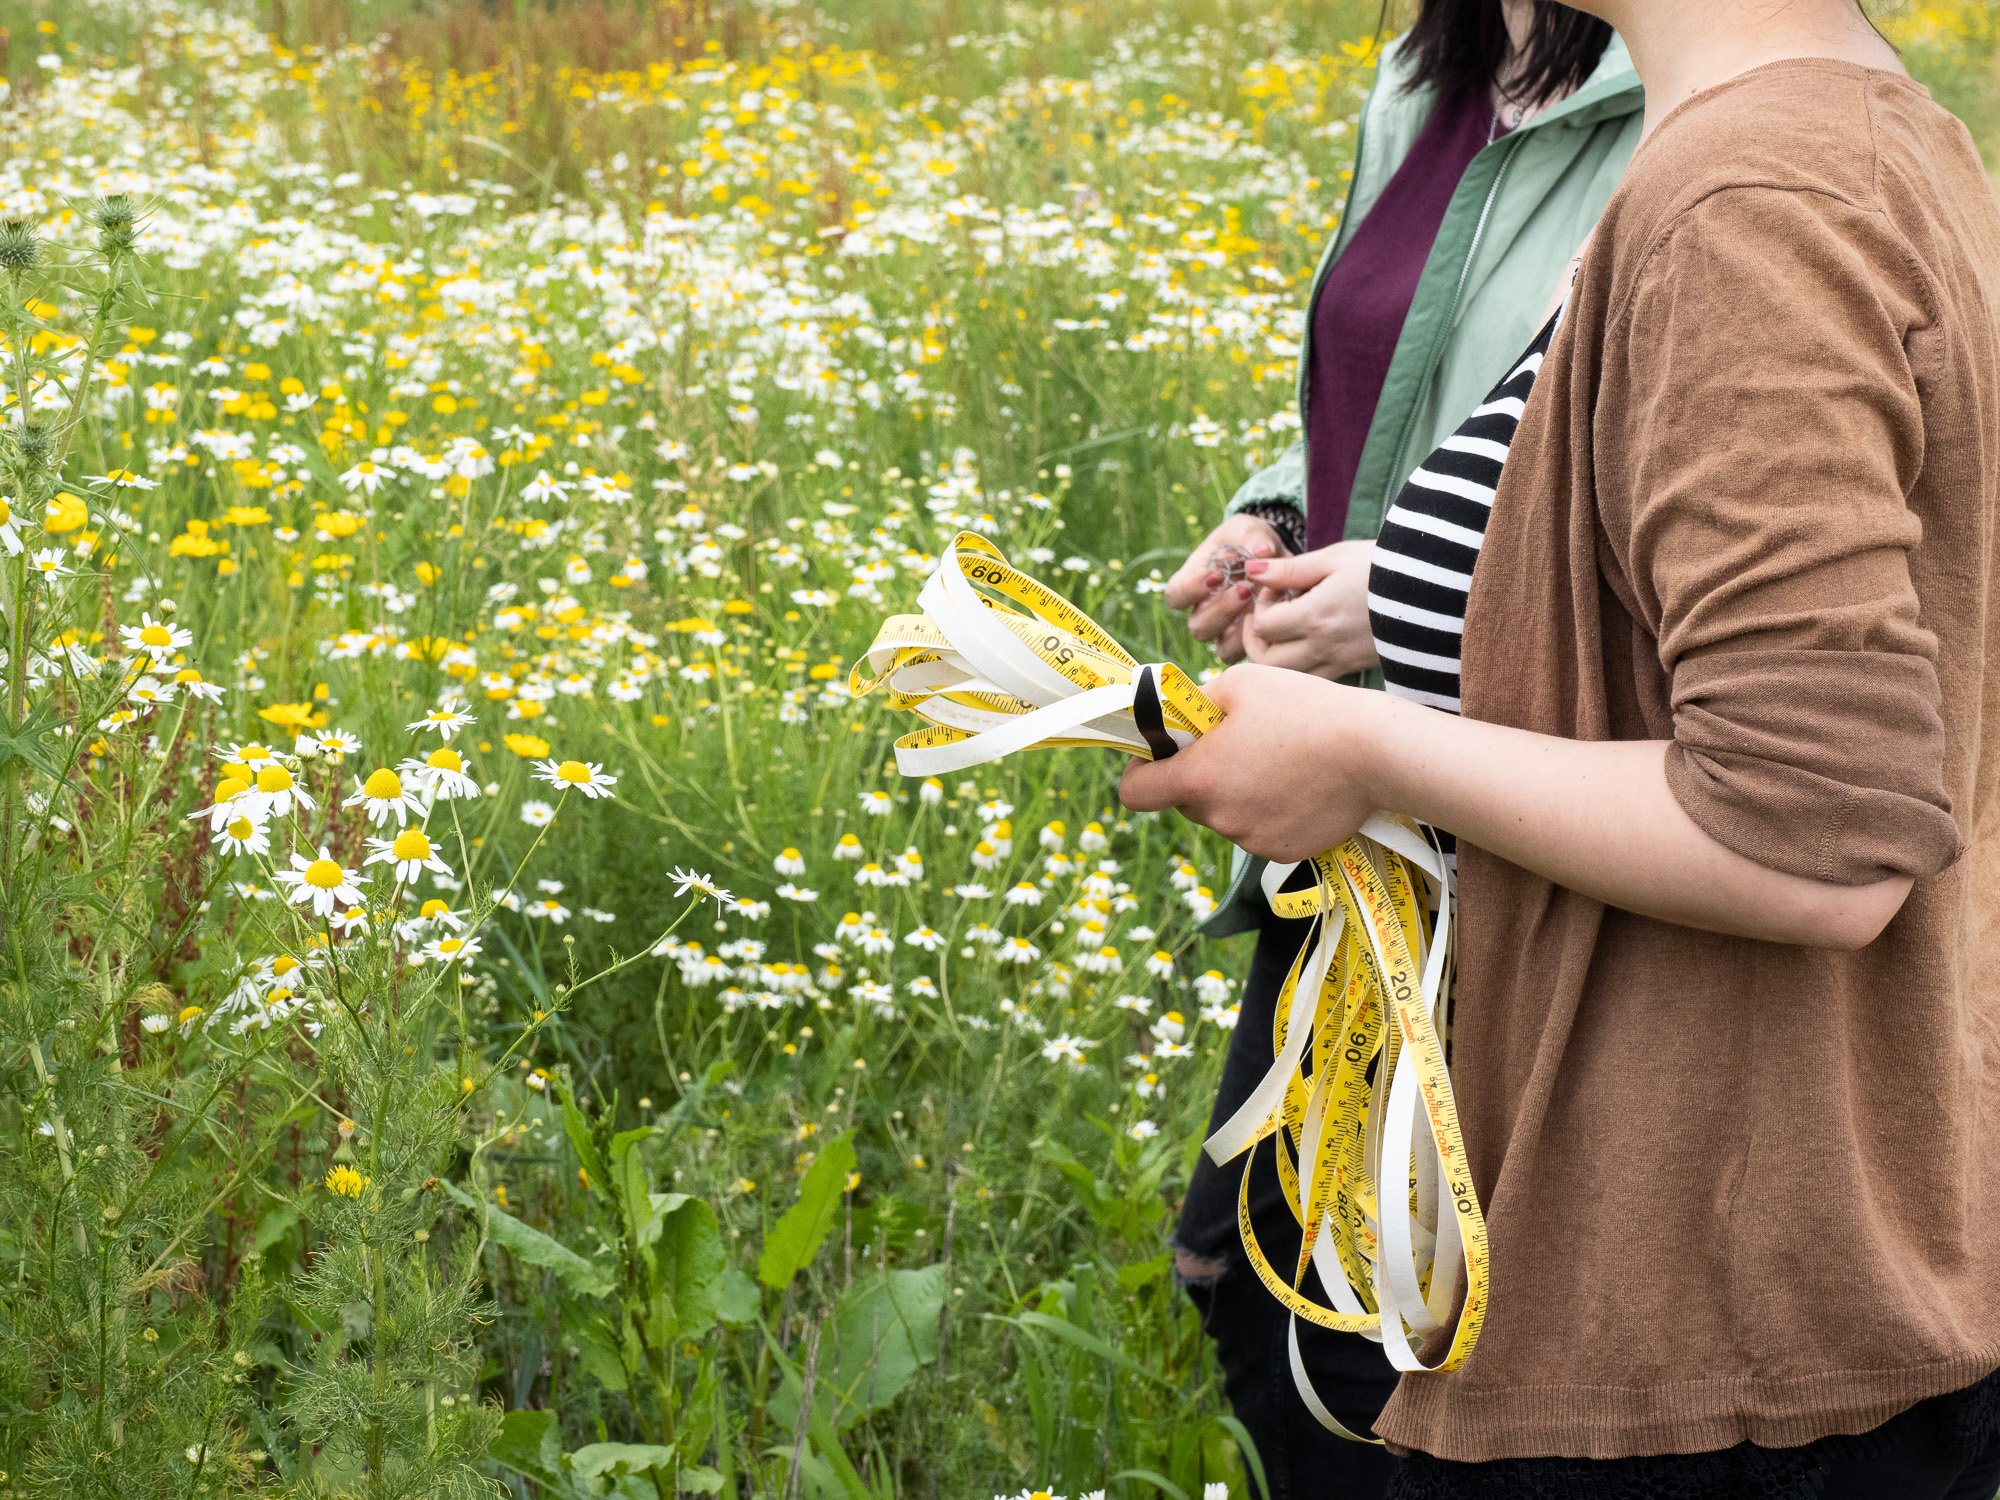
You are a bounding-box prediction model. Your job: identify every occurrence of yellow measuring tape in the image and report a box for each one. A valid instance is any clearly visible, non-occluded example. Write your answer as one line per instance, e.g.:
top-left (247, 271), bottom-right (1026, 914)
top-left (852, 533), bottom-right (1491, 1430)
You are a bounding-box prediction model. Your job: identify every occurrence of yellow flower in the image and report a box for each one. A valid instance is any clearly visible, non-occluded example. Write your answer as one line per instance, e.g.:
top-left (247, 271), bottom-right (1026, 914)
top-left (257, 702), bottom-right (323, 729)
top-left (44, 492), bottom-right (88, 533)
top-left (503, 732), bottom-right (550, 758)
top-left (324, 1165), bottom-right (367, 1198)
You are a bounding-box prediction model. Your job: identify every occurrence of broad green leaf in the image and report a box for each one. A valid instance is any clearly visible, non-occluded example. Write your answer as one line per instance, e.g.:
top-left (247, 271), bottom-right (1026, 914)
top-left (489, 1409), bottom-right (560, 1481)
top-left (569, 1442), bottom-right (676, 1479)
top-left (715, 1265), bottom-right (761, 1327)
top-left (608, 1125), bottom-right (654, 1177)
top-left (658, 1194), bottom-right (725, 1340)
top-left (679, 1466), bottom-right (725, 1494)
top-left (250, 1202), bottom-right (300, 1255)
top-left (443, 1178), bottom-right (614, 1298)
top-left (771, 1264), bottom-right (946, 1432)
top-left (570, 1315), bottom-right (630, 1392)
top-left (756, 1129), bottom-right (855, 1292)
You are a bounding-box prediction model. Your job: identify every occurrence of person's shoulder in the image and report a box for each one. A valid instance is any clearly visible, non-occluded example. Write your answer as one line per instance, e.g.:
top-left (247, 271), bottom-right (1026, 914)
top-left (1620, 61), bottom-right (1897, 226)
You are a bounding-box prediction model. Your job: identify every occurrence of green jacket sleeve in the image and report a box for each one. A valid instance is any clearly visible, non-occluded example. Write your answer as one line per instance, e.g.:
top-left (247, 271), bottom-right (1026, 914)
top-left (1221, 439), bottom-right (1304, 519)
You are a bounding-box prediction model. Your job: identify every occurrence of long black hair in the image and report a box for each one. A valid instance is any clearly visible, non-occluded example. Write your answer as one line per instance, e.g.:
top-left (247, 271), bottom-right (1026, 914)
top-left (1394, 1), bottom-right (1614, 111)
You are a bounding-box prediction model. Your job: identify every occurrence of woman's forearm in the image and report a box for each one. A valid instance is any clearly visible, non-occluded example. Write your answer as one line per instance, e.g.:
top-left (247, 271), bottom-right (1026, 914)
top-left (1119, 667), bottom-right (1912, 950)
top-left (1354, 693), bottom-right (1911, 949)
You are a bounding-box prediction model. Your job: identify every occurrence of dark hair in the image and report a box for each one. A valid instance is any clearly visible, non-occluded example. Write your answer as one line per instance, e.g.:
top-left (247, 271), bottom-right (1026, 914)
top-left (1393, 1), bottom-right (1614, 111)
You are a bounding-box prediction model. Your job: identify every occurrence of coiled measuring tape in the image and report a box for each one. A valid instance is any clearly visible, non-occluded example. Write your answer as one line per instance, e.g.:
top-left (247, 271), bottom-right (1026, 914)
top-left (851, 533), bottom-right (1491, 1430)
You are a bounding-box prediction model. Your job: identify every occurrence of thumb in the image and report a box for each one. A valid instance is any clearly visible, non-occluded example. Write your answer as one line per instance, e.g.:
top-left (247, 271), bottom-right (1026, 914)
top-left (1243, 550), bottom-right (1336, 593)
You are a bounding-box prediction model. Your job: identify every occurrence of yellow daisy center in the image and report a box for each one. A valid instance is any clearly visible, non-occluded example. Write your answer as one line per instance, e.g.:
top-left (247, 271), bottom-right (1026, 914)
top-left (139, 623), bottom-right (172, 647)
top-left (226, 817), bottom-right (255, 840)
top-left (780, 847), bottom-right (800, 859)
top-left (215, 778), bottom-right (250, 803)
top-left (177, 1005), bottom-right (204, 1024)
top-left (553, 759), bottom-right (592, 785)
top-left (271, 956), bottom-right (300, 977)
top-left (391, 828), bottom-right (432, 860)
top-left (420, 899), bottom-right (449, 919)
top-left (425, 747), bottom-right (463, 772)
top-left (362, 767), bottom-right (402, 799)
top-left (303, 858), bottom-right (344, 890)
top-left (256, 765), bottom-right (293, 793)
top-left (438, 938), bottom-right (464, 955)
top-left (241, 745), bottom-right (272, 762)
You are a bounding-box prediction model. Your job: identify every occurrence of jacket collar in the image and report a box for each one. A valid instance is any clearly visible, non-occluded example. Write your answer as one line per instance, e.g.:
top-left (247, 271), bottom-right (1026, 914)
top-left (1373, 29), bottom-right (1642, 139)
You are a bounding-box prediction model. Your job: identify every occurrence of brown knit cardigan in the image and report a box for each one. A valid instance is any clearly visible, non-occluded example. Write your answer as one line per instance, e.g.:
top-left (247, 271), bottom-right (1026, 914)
top-left (1375, 60), bottom-right (2000, 1462)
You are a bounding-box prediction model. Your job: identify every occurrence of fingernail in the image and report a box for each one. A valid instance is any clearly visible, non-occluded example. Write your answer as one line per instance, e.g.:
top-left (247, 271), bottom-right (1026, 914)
top-left (1243, 559), bottom-right (1269, 577)
top-left (1235, 584), bottom-right (1252, 600)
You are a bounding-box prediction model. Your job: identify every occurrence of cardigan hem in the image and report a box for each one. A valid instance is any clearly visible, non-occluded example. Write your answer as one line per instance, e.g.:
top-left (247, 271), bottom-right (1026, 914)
top-left (1373, 1347), bottom-right (2000, 1463)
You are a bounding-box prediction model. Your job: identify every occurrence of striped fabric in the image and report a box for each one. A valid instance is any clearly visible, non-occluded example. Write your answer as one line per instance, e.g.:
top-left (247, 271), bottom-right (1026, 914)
top-left (1367, 311), bottom-right (1560, 715)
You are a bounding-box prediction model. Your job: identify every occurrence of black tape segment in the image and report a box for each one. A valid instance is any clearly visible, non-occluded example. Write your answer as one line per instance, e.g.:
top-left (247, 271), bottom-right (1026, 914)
top-left (1131, 665), bottom-right (1179, 761)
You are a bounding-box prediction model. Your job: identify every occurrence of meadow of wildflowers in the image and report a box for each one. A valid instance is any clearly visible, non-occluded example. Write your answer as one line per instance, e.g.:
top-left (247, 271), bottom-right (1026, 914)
top-left (0, 1), bottom-right (1990, 1497)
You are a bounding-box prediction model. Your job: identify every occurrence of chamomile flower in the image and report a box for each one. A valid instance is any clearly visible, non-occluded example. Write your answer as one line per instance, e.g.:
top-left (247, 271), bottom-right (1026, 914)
top-left (858, 927), bottom-right (895, 957)
top-left (416, 899), bottom-right (467, 931)
top-left (857, 789), bottom-right (893, 816)
top-left (524, 899), bottom-right (571, 923)
top-left (520, 470), bottom-right (569, 503)
top-left (1039, 820), bottom-right (1066, 851)
top-left (140, 1013), bottom-right (172, 1034)
top-left (919, 778), bottom-right (944, 805)
top-left (417, 934), bottom-right (483, 966)
top-left (1114, 993), bottom-right (1153, 1015)
top-left (118, 612), bottom-right (192, 659)
top-left (833, 833), bottom-right (863, 860)
top-left (1003, 882), bottom-right (1043, 907)
top-left (273, 847), bottom-right (368, 918)
top-left (1078, 946), bottom-right (1123, 975)
top-left (337, 459), bottom-right (388, 495)
top-left (904, 926), bottom-right (946, 952)
top-left (774, 847), bottom-right (807, 876)
top-left (776, 882), bottom-right (820, 902)
top-left (402, 745), bottom-right (480, 799)
top-left (407, 697), bottom-right (475, 740)
top-left (30, 547), bottom-right (70, 579)
top-left (1145, 950), bottom-right (1176, 979)
top-left (998, 936), bottom-right (1040, 966)
top-left (243, 761), bottom-right (316, 820)
top-left (352, 767), bottom-right (416, 827)
top-left (670, 868), bottom-right (732, 907)
top-left (519, 799), bottom-right (555, 827)
top-left (532, 758), bottom-right (618, 798)
top-left (173, 667), bottom-right (225, 703)
top-left (364, 826), bottom-right (453, 884)
top-left (215, 813), bottom-right (270, 858)
top-left (0, 495), bottom-right (20, 555)
top-left (950, 882), bottom-right (992, 899)
top-left (1041, 1033), bottom-right (1089, 1066)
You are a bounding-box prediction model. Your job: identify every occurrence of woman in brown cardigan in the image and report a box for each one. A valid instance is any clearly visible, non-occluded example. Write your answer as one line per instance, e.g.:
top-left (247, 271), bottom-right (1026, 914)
top-left (1123, 0), bottom-right (2000, 1493)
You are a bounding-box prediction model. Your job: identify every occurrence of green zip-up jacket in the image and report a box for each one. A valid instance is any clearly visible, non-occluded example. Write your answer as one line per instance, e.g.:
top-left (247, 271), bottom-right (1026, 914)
top-left (1201, 34), bottom-right (1643, 939)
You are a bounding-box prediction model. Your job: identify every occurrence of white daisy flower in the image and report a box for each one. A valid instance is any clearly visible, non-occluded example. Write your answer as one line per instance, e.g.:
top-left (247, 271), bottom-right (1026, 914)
top-left (1039, 821), bottom-right (1066, 851)
top-left (524, 899), bottom-right (570, 923)
top-left (774, 847), bottom-right (807, 876)
top-left (364, 826), bottom-right (453, 884)
top-left (833, 833), bottom-right (864, 861)
top-left (776, 882), bottom-right (819, 902)
top-left (273, 847), bottom-right (368, 918)
top-left (519, 799), bottom-right (555, 827)
top-left (215, 813), bottom-right (270, 858)
top-left (242, 761), bottom-right (316, 821)
top-left (401, 745), bottom-right (480, 799)
top-left (1145, 950), bottom-right (1176, 979)
top-left (118, 612), bottom-right (192, 659)
top-left (30, 547), bottom-right (71, 579)
top-left (1003, 882), bottom-right (1042, 907)
top-left (670, 868), bottom-right (733, 907)
top-left (352, 766), bottom-right (416, 827)
top-left (521, 470), bottom-right (568, 503)
top-left (532, 757), bottom-right (618, 798)
top-left (904, 926), bottom-right (946, 952)
top-left (408, 697), bottom-right (475, 740)
top-left (337, 459), bottom-right (387, 494)
top-left (919, 777), bottom-right (943, 805)
top-left (140, 1013), bottom-right (172, 1034)
top-left (857, 790), bottom-right (893, 817)
top-left (1041, 1033), bottom-right (1089, 1066)
top-left (417, 934), bottom-right (482, 966)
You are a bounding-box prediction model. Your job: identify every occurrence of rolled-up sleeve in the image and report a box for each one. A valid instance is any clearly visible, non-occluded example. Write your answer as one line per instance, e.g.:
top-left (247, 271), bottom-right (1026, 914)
top-left (1600, 186), bottom-right (1962, 885)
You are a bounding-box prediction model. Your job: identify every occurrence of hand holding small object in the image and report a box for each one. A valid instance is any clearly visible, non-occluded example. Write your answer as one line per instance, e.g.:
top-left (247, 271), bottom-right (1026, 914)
top-left (1242, 541), bottom-right (1381, 680)
top-left (1162, 512), bottom-right (1284, 663)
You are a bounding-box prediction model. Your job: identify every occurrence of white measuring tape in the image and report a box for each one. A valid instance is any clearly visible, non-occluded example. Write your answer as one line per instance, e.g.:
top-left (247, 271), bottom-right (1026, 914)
top-left (853, 534), bottom-right (1491, 1431)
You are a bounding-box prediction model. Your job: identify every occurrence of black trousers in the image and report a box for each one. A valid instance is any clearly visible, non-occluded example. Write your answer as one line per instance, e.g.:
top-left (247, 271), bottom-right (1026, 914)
top-left (1180, 909), bottom-right (2000, 1500)
top-left (1177, 907), bottom-right (1400, 1500)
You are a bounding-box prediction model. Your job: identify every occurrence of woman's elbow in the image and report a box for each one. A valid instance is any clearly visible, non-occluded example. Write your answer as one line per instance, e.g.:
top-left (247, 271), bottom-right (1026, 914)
top-left (1779, 874), bottom-right (1915, 951)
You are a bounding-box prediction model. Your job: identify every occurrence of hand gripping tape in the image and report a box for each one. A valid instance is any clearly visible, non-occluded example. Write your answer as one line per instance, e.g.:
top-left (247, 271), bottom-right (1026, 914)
top-left (851, 534), bottom-right (1492, 1432)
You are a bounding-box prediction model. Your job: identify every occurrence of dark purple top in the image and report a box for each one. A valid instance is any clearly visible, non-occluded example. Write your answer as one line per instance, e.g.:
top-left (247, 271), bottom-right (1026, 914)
top-left (1305, 86), bottom-right (1501, 550)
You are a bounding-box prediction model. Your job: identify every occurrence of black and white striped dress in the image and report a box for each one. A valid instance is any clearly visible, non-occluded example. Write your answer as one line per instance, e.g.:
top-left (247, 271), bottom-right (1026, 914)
top-left (1367, 311), bottom-right (1560, 713)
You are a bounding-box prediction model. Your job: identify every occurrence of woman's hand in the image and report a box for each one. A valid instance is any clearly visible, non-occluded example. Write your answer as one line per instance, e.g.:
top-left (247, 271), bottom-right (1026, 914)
top-left (1162, 512), bottom-right (1285, 664)
top-left (1120, 666), bottom-right (1378, 861)
top-left (1241, 541), bottom-right (1380, 679)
